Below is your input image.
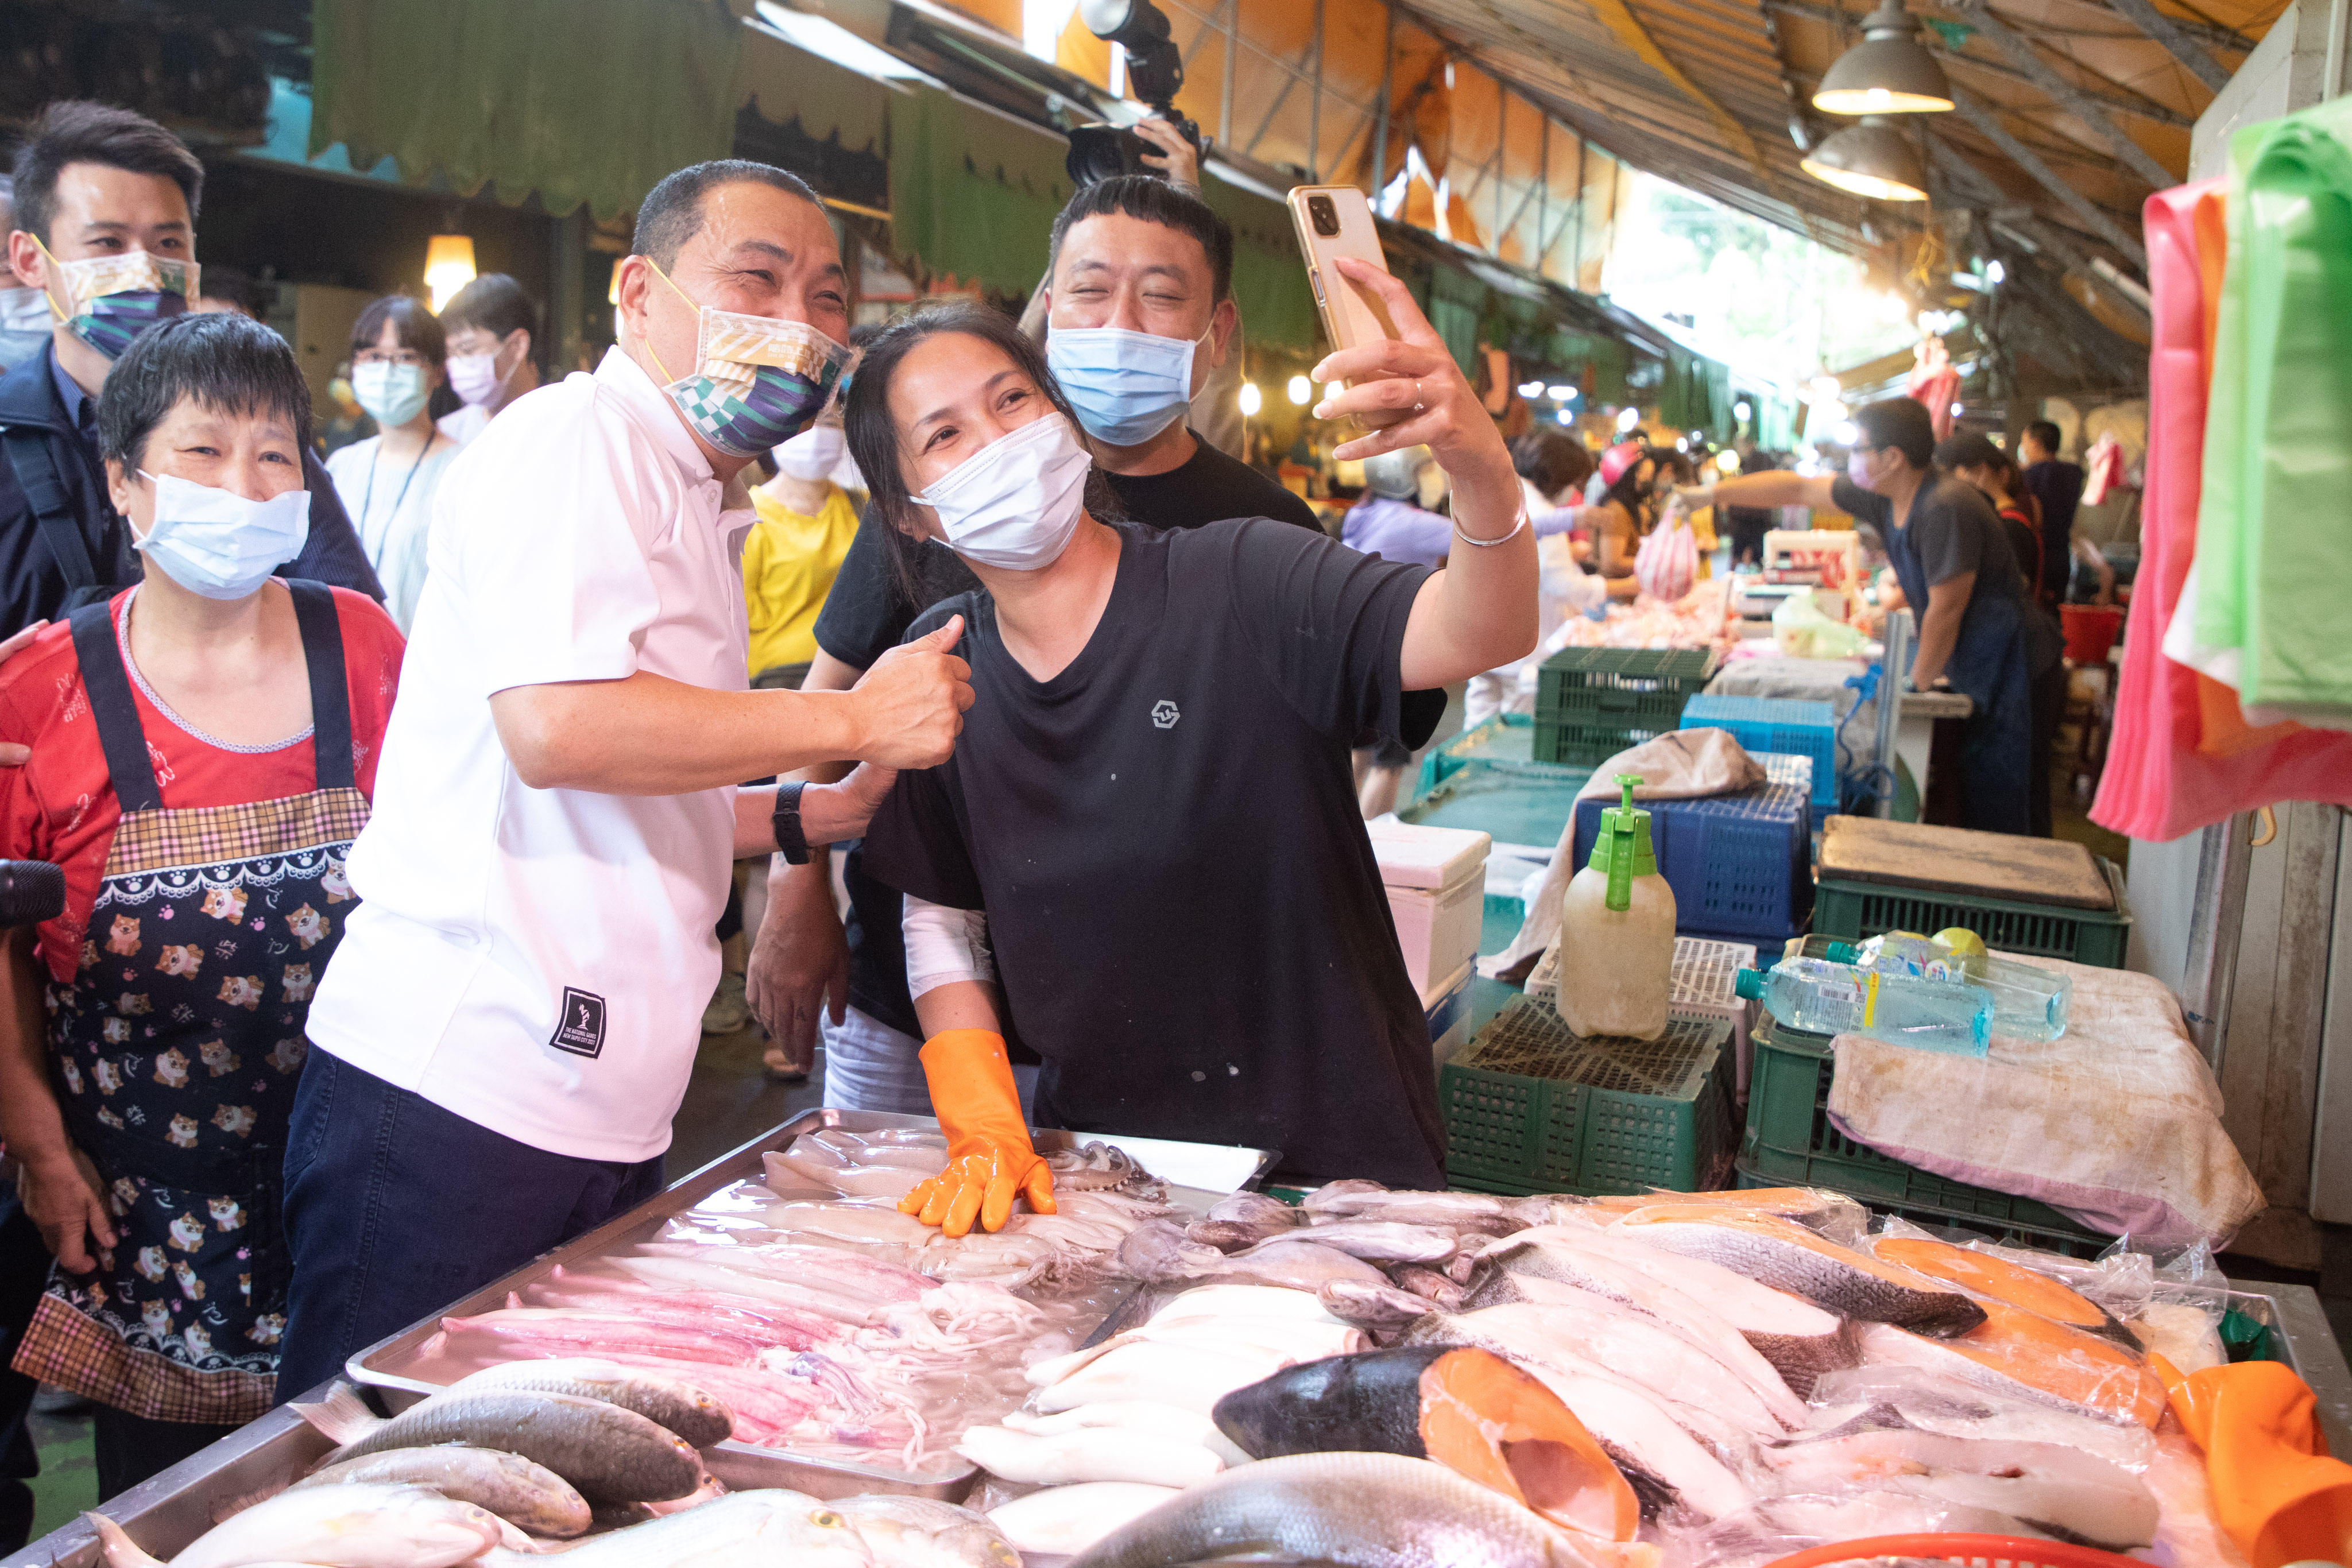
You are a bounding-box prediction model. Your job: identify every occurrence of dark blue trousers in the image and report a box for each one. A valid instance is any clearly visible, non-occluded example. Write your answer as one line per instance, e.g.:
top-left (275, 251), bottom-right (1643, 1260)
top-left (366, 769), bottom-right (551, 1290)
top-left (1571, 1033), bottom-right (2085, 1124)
top-left (276, 1051), bottom-right (663, 1400)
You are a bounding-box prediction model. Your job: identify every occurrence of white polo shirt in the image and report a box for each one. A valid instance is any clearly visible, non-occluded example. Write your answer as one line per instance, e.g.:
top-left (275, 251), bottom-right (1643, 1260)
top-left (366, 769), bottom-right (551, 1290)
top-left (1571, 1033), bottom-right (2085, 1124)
top-left (307, 347), bottom-right (751, 1163)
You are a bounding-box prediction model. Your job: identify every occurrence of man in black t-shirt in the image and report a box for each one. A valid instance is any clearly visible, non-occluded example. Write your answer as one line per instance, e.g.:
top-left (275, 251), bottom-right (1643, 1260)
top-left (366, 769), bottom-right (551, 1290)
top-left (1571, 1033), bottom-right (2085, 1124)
top-left (2019, 419), bottom-right (2082, 610)
top-left (745, 177), bottom-right (1332, 1106)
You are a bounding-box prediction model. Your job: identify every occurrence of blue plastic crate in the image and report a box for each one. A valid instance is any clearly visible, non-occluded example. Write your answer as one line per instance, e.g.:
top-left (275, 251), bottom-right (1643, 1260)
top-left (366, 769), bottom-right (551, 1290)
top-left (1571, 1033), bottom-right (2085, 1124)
top-left (1680, 695), bottom-right (1838, 810)
top-left (1571, 753), bottom-right (1815, 942)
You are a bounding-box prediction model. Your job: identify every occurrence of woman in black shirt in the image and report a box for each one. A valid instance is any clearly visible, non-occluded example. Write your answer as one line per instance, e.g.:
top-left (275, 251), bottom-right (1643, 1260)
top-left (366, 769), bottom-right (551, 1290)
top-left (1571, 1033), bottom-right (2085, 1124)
top-left (850, 265), bottom-right (1538, 1229)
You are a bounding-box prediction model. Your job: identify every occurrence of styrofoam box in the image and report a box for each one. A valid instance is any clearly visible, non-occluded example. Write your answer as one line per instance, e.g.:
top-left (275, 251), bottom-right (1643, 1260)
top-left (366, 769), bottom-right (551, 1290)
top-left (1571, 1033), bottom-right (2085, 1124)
top-left (1371, 819), bottom-right (1491, 997)
top-left (1424, 959), bottom-right (1475, 1068)
top-left (1529, 935), bottom-right (1758, 1098)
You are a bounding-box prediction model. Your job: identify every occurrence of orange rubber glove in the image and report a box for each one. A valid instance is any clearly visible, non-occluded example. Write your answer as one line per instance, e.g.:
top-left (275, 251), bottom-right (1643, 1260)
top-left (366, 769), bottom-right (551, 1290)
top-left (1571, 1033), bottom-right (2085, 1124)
top-left (899, 1029), bottom-right (1055, 1238)
top-left (2158, 1354), bottom-right (2352, 1568)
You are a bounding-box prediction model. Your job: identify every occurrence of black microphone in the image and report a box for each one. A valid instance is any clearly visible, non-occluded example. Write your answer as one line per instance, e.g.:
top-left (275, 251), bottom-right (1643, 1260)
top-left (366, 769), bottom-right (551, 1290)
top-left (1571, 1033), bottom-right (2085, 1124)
top-left (0, 861), bottom-right (65, 928)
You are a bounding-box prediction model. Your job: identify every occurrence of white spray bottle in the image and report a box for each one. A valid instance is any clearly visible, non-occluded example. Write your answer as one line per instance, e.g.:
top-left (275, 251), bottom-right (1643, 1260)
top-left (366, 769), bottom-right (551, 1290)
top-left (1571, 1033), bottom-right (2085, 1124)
top-left (1554, 773), bottom-right (1676, 1040)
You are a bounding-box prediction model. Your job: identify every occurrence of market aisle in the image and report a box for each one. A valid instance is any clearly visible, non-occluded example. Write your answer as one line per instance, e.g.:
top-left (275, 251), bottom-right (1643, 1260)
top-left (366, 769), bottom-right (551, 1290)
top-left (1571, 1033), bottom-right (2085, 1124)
top-left (670, 1023), bottom-right (834, 1175)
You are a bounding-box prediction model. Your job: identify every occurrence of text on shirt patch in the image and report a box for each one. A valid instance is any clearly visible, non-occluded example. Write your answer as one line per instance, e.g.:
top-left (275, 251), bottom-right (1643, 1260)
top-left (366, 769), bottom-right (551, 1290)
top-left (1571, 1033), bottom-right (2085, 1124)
top-left (550, 987), bottom-right (608, 1058)
top-left (1151, 700), bottom-right (1180, 730)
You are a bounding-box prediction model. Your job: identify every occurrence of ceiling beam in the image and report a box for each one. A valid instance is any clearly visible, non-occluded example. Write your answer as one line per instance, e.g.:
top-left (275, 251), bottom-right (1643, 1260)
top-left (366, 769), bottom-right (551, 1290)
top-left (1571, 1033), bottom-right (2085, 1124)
top-left (1949, 0), bottom-right (2177, 187)
top-left (1947, 92), bottom-right (2147, 268)
top-left (2102, 0), bottom-right (2233, 88)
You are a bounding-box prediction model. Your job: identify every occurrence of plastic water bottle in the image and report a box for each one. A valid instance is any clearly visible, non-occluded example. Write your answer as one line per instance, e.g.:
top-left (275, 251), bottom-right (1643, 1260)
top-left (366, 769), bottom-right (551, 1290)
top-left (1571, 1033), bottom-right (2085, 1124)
top-left (1735, 957), bottom-right (1994, 1055)
top-left (1827, 929), bottom-right (2071, 1042)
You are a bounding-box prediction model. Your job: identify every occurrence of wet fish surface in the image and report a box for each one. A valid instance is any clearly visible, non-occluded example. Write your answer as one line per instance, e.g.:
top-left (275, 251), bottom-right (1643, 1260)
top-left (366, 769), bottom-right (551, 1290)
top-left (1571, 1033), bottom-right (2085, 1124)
top-left (446, 1356), bottom-right (736, 1447)
top-left (294, 1384), bottom-right (702, 1503)
top-left (291, 1445), bottom-right (591, 1538)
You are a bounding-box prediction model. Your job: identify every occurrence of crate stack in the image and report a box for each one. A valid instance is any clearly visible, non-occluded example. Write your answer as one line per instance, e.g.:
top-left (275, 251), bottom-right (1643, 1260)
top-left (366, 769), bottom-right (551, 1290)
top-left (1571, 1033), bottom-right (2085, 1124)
top-left (1533, 648), bottom-right (1720, 766)
top-left (1569, 753), bottom-right (1815, 946)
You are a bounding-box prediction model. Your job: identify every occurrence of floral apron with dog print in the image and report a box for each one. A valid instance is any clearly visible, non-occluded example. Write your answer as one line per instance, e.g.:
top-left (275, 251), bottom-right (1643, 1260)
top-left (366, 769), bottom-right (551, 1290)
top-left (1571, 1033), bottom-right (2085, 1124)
top-left (15, 583), bottom-right (366, 1423)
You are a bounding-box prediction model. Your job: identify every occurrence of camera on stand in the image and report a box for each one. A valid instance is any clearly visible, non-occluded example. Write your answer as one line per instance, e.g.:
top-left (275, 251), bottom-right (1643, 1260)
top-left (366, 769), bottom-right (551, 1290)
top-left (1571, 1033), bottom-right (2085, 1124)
top-left (1065, 0), bottom-right (1209, 188)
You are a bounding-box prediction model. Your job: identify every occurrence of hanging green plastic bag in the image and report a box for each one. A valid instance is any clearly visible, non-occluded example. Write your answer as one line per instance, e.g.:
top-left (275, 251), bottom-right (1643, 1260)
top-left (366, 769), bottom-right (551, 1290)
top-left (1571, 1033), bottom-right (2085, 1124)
top-left (2195, 98), bottom-right (2352, 711)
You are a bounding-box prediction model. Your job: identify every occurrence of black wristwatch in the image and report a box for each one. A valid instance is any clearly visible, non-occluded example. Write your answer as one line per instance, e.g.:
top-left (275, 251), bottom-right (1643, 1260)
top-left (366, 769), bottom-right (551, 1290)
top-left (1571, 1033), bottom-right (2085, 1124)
top-left (771, 781), bottom-right (811, 865)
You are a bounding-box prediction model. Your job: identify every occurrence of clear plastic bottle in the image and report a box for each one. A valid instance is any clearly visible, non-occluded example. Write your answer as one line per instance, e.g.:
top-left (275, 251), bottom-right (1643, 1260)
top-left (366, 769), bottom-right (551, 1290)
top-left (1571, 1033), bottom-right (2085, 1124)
top-left (1735, 956), bottom-right (1994, 1055)
top-left (1827, 928), bottom-right (2071, 1041)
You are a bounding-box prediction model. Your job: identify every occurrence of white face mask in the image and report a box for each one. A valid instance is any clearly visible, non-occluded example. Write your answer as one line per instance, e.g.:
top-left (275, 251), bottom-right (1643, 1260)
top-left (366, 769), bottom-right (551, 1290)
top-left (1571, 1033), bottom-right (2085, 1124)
top-left (775, 424), bottom-right (846, 482)
top-left (351, 361), bottom-right (432, 428)
top-left (0, 284), bottom-right (49, 334)
top-left (912, 413), bottom-right (1092, 572)
top-left (133, 471), bottom-right (310, 600)
top-left (447, 351), bottom-right (503, 407)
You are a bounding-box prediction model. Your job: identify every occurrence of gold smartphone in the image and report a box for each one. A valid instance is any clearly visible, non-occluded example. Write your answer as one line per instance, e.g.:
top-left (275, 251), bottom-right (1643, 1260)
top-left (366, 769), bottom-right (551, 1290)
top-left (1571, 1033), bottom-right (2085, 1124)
top-left (1286, 184), bottom-right (1402, 359)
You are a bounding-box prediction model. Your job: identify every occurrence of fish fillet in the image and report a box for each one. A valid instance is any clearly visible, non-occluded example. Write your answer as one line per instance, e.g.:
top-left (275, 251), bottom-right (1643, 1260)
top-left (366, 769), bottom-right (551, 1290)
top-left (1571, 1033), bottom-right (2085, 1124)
top-left (989, 1483), bottom-right (1183, 1557)
top-left (1856, 1300), bottom-right (2167, 1428)
top-left (956, 1423), bottom-right (1226, 1486)
top-left (1440, 1297), bottom-right (1796, 1436)
top-left (1874, 1234), bottom-right (2136, 1346)
top-left (1612, 1208), bottom-right (1984, 1335)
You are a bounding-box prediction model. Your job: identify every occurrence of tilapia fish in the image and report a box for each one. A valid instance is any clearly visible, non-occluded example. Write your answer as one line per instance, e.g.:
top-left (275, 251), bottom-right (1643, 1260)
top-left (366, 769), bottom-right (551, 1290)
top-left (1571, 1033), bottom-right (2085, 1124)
top-left (1213, 1346), bottom-right (1641, 1540)
top-left (291, 1445), bottom-right (591, 1538)
top-left (1612, 1207), bottom-right (1985, 1335)
top-left (1763, 1404), bottom-right (2160, 1549)
top-left (90, 1484), bottom-right (501, 1568)
top-left (446, 1356), bottom-right (735, 1447)
top-left (1063, 1450), bottom-right (1600, 1567)
top-left (293, 1383), bottom-right (702, 1503)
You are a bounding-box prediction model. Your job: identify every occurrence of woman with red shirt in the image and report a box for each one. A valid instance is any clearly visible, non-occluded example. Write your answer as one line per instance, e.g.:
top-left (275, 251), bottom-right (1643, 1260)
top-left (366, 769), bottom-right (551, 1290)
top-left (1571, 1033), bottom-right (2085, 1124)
top-left (0, 312), bottom-right (402, 1495)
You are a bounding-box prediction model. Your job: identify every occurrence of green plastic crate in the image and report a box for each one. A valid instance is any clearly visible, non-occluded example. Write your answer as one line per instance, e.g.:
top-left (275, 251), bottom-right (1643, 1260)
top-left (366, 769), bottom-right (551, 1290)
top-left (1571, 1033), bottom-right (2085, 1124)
top-left (1812, 856), bottom-right (2132, 968)
top-left (1531, 648), bottom-right (1720, 768)
top-left (1443, 996), bottom-right (1736, 1196)
top-left (1740, 973), bottom-right (2108, 1255)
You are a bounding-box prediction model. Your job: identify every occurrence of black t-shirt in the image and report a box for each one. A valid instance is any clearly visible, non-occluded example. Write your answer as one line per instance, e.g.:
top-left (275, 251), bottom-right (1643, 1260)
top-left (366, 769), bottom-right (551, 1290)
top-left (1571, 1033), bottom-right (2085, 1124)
top-left (862, 518), bottom-right (1448, 1187)
top-left (2022, 459), bottom-right (2082, 606)
top-left (811, 435), bottom-right (1335, 1039)
top-left (1832, 473), bottom-right (2060, 698)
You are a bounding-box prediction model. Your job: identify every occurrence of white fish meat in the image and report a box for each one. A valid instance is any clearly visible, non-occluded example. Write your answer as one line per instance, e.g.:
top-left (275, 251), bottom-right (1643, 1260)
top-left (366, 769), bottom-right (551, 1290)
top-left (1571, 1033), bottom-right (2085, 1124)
top-left (1034, 1340), bottom-right (1293, 1415)
top-left (1440, 1297), bottom-right (1793, 1436)
top-left (1508, 1222), bottom-right (1860, 1395)
top-left (1762, 1407), bottom-right (2159, 1550)
top-left (1404, 1311), bottom-right (1757, 1520)
top-left (1024, 1317), bottom-right (1365, 1387)
top-left (1146, 1284), bottom-right (1346, 1327)
top-left (956, 1423), bottom-right (1226, 1486)
top-left (482, 1488), bottom-right (877, 1567)
top-left (1806, 1365), bottom-right (2156, 1471)
top-left (834, 1495), bottom-right (1023, 1568)
top-left (1469, 1266), bottom-right (1805, 1428)
top-left (1003, 1399), bottom-right (1254, 1466)
top-left (1612, 1211), bottom-right (1984, 1335)
top-left (988, 1483), bottom-right (1183, 1557)
top-left (88, 1485), bottom-right (500, 1568)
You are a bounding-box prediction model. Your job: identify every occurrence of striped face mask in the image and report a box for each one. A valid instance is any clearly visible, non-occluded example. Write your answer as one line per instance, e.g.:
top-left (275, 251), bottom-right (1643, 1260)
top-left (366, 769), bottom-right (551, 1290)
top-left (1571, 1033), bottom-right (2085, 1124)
top-left (35, 239), bottom-right (197, 361)
top-left (644, 259), bottom-right (849, 458)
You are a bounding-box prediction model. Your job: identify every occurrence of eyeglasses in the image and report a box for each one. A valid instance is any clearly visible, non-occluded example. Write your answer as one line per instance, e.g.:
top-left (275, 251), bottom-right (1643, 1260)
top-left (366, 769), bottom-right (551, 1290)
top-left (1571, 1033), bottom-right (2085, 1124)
top-left (353, 349), bottom-right (432, 369)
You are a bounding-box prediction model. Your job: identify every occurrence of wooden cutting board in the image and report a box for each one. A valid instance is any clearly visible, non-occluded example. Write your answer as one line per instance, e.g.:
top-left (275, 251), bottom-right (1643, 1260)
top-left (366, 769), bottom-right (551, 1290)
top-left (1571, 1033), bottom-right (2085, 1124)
top-left (1818, 816), bottom-right (2115, 909)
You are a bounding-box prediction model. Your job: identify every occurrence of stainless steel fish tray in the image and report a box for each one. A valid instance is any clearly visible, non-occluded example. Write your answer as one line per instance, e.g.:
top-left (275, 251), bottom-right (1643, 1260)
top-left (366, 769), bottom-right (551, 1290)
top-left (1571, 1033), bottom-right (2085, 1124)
top-left (341, 1109), bottom-right (1260, 1505)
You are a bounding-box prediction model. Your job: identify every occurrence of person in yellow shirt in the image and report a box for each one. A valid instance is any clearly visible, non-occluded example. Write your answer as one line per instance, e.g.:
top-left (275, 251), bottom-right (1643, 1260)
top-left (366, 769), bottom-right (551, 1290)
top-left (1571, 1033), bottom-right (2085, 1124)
top-left (743, 416), bottom-right (862, 689)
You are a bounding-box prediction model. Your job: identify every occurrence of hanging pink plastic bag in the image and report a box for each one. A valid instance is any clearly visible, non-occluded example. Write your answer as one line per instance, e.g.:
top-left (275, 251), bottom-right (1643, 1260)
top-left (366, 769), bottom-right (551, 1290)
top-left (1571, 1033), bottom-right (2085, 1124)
top-left (1635, 512), bottom-right (1697, 602)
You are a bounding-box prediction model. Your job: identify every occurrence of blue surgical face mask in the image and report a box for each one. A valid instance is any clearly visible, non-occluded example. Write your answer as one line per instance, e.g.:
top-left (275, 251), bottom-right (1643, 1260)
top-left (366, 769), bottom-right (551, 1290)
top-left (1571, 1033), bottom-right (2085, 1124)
top-left (133, 470), bottom-right (310, 600)
top-left (1045, 321), bottom-right (1211, 447)
top-left (351, 361), bottom-right (432, 428)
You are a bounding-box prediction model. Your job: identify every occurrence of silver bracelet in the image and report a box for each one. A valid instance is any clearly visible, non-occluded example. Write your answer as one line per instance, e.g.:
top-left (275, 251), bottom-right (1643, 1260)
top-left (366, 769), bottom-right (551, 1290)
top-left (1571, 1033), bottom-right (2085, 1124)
top-left (1453, 502), bottom-right (1530, 548)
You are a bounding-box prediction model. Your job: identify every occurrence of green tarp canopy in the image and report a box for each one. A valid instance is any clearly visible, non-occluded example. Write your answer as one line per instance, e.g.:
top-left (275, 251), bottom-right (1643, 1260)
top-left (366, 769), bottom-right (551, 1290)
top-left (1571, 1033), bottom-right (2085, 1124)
top-left (310, 0), bottom-right (748, 220)
top-left (885, 86), bottom-right (1073, 297)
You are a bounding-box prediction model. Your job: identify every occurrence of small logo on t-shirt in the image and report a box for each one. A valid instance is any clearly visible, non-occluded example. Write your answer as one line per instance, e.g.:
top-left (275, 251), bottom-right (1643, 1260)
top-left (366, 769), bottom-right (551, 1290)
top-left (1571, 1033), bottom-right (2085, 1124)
top-left (1151, 699), bottom-right (1180, 730)
top-left (550, 988), bottom-right (607, 1058)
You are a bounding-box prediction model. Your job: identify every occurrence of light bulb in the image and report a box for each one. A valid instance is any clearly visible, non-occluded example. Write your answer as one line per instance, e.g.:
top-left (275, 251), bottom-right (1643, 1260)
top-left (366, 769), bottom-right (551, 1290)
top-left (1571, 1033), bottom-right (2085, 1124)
top-left (1556, 408), bottom-right (1573, 425)
top-left (1716, 451), bottom-right (1740, 474)
top-left (1238, 382), bottom-right (1262, 416)
top-left (1286, 375), bottom-right (1312, 405)
top-left (1616, 406), bottom-right (1641, 433)
top-left (1735, 400), bottom-right (1752, 421)
top-left (1546, 384), bottom-right (1573, 400)
top-left (1985, 260), bottom-right (2006, 285)
top-left (1836, 420), bottom-right (1860, 445)
top-left (1518, 380), bottom-right (1545, 397)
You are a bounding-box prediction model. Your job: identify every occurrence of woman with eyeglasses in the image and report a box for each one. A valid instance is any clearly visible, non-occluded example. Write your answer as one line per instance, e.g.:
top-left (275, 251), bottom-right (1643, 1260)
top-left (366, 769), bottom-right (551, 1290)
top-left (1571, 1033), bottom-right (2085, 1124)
top-left (322, 296), bottom-right (458, 632)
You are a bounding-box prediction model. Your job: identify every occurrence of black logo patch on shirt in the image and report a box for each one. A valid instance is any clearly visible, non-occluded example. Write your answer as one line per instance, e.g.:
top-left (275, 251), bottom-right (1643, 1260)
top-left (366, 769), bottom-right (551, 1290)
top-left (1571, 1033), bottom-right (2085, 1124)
top-left (550, 988), bottom-right (608, 1058)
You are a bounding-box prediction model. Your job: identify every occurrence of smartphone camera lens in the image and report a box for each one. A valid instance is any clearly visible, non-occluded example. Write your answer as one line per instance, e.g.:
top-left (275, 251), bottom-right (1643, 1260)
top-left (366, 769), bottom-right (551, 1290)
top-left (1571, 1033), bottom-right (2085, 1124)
top-left (1308, 196), bottom-right (1340, 237)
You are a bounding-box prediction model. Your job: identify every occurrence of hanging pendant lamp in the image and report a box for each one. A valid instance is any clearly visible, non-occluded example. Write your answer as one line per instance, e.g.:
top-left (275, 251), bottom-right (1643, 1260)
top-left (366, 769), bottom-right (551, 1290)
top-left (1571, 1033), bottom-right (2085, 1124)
top-left (1814, 0), bottom-right (1953, 114)
top-left (1801, 117), bottom-right (1931, 200)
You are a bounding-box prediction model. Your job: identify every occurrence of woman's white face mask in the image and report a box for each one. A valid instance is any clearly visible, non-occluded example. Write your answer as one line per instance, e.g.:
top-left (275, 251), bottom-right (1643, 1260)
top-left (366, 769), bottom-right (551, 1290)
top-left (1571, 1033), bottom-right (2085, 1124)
top-left (131, 471), bottom-right (310, 600)
top-left (911, 413), bottom-right (1092, 572)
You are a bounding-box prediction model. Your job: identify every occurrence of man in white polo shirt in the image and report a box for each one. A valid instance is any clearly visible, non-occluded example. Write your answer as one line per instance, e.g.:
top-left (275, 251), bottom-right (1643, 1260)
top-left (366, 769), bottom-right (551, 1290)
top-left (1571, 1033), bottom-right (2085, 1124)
top-left (275, 160), bottom-right (973, 1393)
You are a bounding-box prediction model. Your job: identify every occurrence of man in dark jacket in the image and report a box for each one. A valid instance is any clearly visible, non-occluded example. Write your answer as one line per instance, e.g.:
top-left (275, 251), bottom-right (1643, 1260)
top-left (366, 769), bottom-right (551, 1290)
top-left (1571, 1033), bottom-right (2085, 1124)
top-left (2018, 418), bottom-right (2082, 610)
top-left (0, 101), bottom-right (380, 640)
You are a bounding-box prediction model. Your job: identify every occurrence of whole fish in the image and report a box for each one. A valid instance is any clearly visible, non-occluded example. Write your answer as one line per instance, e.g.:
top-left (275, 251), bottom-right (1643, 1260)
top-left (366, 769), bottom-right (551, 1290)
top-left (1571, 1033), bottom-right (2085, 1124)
top-left (1063, 1450), bottom-right (1597, 1567)
top-left (1302, 1182), bottom-right (1529, 1235)
top-left (293, 1383), bottom-right (702, 1503)
top-left (956, 1423), bottom-right (1226, 1486)
top-left (1320, 1278), bottom-right (1442, 1331)
top-left (1393, 1265), bottom-right (1468, 1310)
top-left (1213, 1346), bottom-right (1640, 1540)
top-left (988, 1483), bottom-right (1183, 1558)
top-left (1464, 1249), bottom-right (1807, 1427)
top-left (1762, 1405), bottom-right (2160, 1550)
top-left (1613, 1208), bottom-right (1986, 1335)
top-left (1504, 1222), bottom-right (1859, 1396)
top-left (1245, 1220), bottom-right (1458, 1265)
top-left (291, 1445), bottom-right (591, 1538)
top-left (88, 1485), bottom-right (500, 1568)
top-left (835, 1495), bottom-right (1023, 1568)
top-left (479, 1488), bottom-right (876, 1567)
top-left (1117, 1221), bottom-right (1386, 1291)
top-left (446, 1357), bottom-right (736, 1447)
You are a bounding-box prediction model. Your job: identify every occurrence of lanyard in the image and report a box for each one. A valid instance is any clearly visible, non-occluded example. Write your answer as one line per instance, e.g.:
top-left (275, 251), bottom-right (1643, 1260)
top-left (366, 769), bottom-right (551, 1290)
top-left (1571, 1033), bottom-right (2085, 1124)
top-left (361, 429), bottom-right (436, 546)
